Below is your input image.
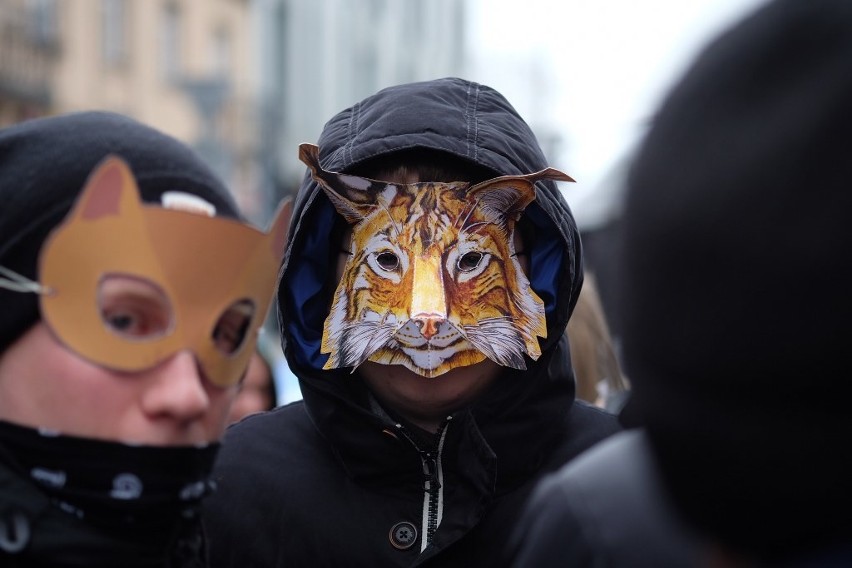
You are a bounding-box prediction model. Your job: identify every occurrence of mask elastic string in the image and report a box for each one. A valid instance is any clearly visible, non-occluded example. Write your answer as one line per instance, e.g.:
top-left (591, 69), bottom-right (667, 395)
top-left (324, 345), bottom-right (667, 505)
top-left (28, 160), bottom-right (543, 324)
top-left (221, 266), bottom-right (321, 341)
top-left (0, 266), bottom-right (51, 295)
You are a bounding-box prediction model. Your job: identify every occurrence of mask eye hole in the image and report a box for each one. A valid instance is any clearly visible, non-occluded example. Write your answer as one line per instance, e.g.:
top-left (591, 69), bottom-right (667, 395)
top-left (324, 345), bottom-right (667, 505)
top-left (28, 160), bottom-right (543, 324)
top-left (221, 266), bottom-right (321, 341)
top-left (376, 251), bottom-right (400, 271)
top-left (212, 299), bottom-right (255, 355)
top-left (457, 251), bottom-right (484, 273)
top-left (98, 275), bottom-right (173, 340)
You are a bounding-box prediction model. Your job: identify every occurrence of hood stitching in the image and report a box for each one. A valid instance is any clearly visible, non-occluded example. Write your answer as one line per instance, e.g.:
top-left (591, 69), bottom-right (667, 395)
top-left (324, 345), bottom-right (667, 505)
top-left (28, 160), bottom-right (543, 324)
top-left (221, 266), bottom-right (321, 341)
top-left (464, 81), bottom-right (482, 162)
top-left (344, 101), bottom-right (361, 167)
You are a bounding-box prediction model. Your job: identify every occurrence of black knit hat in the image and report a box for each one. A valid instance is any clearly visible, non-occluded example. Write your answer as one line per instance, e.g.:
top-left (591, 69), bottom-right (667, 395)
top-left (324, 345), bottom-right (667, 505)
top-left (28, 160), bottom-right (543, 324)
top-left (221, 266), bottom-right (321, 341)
top-left (0, 111), bottom-right (240, 353)
top-left (619, 0), bottom-right (852, 560)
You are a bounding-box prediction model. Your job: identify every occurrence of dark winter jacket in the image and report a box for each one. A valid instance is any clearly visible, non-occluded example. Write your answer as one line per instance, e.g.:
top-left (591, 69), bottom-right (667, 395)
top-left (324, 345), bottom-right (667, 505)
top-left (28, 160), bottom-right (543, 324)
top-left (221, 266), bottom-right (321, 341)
top-left (202, 77), bottom-right (620, 567)
top-left (505, 429), bottom-right (704, 567)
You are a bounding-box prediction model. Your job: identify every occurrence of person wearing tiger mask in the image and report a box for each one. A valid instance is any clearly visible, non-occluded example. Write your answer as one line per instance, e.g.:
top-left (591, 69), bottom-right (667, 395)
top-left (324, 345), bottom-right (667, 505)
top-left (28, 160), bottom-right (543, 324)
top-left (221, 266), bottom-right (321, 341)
top-left (203, 77), bottom-right (621, 567)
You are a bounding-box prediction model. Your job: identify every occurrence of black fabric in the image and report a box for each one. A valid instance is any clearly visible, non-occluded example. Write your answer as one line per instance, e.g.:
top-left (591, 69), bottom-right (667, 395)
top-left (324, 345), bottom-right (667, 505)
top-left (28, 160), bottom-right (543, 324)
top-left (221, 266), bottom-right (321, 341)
top-left (203, 77), bottom-right (620, 567)
top-left (205, 399), bottom-right (617, 568)
top-left (505, 430), bottom-right (703, 567)
top-left (0, 111), bottom-right (240, 353)
top-left (0, 422), bottom-right (216, 567)
top-left (0, 420), bottom-right (218, 529)
top-left (618, 0), bottom-right (852, 560)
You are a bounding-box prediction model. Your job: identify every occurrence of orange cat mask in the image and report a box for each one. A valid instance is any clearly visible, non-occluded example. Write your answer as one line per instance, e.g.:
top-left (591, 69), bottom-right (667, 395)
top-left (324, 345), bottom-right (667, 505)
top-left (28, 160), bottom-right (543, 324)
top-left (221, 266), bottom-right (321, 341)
top-left (33, 156), bottom-right (290, 387)
top-left (299, 143), bottom-right (573, 378)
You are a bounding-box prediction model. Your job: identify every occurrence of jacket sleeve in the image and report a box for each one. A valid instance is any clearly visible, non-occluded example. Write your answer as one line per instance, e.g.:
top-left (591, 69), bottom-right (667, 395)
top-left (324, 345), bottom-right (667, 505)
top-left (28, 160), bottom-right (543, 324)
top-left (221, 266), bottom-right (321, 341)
top-left (503, 430), bottom-right (704, 568)
top-left (504, 472), bottom-right (601, 567)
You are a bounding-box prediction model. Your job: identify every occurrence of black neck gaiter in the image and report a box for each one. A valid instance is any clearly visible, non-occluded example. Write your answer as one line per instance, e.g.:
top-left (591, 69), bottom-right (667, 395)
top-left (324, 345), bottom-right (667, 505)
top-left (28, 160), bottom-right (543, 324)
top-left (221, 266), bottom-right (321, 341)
top-left (0, 419), bottom-right (219, 566)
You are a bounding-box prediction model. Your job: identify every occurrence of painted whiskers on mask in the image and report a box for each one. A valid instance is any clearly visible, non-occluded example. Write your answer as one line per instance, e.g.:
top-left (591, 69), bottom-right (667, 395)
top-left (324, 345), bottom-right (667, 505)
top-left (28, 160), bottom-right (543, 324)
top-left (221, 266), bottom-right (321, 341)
top-left (300, 143), bottom-right (574, 378)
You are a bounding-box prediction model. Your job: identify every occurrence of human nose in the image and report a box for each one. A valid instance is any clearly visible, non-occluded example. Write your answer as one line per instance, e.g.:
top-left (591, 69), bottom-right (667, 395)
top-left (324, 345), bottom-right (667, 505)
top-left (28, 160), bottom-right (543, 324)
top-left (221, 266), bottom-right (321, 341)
top-left (140, 350), bottom-right (210, 425)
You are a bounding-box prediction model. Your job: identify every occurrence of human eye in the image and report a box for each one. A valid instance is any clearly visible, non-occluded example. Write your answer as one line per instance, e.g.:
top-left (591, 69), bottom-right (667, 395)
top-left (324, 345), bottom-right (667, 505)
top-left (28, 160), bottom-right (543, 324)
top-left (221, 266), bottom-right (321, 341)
top-left (98, 275), bottom-right (172, 340)
top-left (103, 309), bottom-right (146, 335)
top-left (212, 299), bottom-right (255, 355)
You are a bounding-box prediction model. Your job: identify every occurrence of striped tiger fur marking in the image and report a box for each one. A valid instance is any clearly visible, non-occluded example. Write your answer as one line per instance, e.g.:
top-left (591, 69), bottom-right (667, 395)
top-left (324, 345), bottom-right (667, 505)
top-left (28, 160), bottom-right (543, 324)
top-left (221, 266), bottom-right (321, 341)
top-left (299, 143), bottom-right (573, 378)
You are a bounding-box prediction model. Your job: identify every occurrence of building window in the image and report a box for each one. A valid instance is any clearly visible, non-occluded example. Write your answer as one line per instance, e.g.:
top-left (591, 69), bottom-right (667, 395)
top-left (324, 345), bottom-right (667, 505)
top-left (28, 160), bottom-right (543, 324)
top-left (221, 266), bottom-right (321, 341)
top-left (211, 26), bottom-right (231, 79)
top-left (160, 2), bottom-right (181, 82)
top-left (102, 0), bottom-right (127, 66)
top-left (26, 0), bottom-right (58, 47)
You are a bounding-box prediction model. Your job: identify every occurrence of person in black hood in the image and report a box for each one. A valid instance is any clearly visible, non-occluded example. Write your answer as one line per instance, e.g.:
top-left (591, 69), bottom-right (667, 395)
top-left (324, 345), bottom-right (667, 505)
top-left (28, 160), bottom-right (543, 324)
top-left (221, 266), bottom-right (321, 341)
top-left (201, 77), bottom-right (620, 567)
top-left (621, 0), bottom-right (852, 563)
top-left (0, 111), bottom-right (287, 567)
top-left (507, 0), bottom-right (852, 566)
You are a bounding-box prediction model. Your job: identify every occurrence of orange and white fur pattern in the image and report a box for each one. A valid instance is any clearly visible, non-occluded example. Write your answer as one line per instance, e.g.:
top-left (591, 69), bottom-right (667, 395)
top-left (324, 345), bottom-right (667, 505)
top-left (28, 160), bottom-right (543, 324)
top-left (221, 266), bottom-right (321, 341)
top-left (299, 144), bottom-right (572, 378)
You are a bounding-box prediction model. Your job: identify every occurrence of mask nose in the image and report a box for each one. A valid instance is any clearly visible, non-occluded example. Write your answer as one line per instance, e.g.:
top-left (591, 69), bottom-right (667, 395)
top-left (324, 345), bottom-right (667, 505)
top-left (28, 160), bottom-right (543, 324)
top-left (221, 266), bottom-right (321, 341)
top-left (409, 255), bottom-right (447, 341)
top-left (412, 313), bottom-right (444, 340)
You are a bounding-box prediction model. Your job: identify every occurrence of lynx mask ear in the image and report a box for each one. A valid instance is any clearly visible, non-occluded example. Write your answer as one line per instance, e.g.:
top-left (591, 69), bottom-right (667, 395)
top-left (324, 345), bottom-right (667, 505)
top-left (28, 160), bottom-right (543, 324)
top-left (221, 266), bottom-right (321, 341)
top-left (299, 143), bottom-right (393, 224)
top-left (466, 167), bottom-right (574, 223)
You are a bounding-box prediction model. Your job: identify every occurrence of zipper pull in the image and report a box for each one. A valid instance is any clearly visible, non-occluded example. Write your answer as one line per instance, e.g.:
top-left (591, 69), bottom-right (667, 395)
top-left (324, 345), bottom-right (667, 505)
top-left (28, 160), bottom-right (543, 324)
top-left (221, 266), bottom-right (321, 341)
top-left (421, 452), bottom-right (441, 493)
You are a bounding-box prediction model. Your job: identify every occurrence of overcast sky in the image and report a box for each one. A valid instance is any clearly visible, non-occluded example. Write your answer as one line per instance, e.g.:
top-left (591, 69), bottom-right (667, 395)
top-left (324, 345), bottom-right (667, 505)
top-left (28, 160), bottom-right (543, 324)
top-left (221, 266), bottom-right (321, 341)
top-left (466, 0), bottom-right (770, 226)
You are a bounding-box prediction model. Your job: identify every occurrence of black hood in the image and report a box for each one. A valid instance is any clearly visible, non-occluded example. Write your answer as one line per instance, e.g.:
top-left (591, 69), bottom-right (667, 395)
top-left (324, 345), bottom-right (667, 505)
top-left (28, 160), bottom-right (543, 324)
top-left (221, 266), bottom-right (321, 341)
top-left (277, 78), bottom-right (583, 484)
top-left (619, 0), bottom-right (852, 560)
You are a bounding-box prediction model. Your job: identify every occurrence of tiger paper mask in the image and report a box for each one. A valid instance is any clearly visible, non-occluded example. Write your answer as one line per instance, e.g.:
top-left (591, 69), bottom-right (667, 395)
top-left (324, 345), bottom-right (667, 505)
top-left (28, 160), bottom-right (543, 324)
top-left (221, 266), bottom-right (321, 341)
top-left (299, 143), bottom-right (574, 378)
top-left (37, 155), bottom-right (291, 387)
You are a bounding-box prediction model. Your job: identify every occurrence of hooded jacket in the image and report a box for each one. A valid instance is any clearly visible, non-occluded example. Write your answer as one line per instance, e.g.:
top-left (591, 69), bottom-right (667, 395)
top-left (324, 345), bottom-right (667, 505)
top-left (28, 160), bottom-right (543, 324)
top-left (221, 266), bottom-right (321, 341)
top-left (202, 77), bottom-right (619, 567)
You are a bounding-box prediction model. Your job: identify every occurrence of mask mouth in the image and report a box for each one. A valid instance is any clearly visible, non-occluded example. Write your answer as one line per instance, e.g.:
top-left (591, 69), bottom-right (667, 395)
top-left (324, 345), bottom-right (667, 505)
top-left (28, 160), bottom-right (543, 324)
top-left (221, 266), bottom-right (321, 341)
top-left (393, 318), bottom-right (467, 374)
top-left (393, 317), bottom-right (461, 349)
top-left (339, 312), bottom-right (530, 377)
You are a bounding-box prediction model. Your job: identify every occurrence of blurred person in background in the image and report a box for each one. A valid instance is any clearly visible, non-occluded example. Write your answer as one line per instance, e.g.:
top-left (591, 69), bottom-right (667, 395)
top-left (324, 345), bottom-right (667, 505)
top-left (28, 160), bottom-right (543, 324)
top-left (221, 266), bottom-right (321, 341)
top-left (0, 111), bottom-right (288, 567)
top-left (202, 77), bottom-right (620, 567)
top-left (227, 338), bottom-right (279, 424)
top-left (507, 0), bottom-right (852, 565)
top-left (567, 271), bottom-right (629, 412)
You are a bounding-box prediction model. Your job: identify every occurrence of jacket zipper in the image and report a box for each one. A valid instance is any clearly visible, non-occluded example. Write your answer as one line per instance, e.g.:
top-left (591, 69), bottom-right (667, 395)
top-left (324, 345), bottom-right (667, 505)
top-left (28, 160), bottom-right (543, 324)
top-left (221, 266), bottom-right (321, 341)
top-left (395, 416), bottom-right (451, 553)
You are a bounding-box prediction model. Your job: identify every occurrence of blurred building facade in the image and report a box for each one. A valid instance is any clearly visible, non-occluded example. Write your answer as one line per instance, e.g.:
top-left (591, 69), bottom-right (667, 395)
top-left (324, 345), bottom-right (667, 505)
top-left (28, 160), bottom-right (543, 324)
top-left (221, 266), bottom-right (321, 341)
top-left (2, 0), bottom-right (469, 223)
top-left (0, 0), bottom-right (57, 124)
top-left (0, 0), bottom-right (262, 218)
top-left (252, 0), bottom-right (468, 198)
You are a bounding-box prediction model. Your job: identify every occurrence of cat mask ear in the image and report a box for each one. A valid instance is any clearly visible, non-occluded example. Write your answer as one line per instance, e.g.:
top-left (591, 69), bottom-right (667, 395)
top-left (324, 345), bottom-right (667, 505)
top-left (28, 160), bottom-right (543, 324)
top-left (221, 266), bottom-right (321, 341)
top-left (38, 155), bottom-right (290, 387)
top-left (68, 156), bottom-right (147, 222)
